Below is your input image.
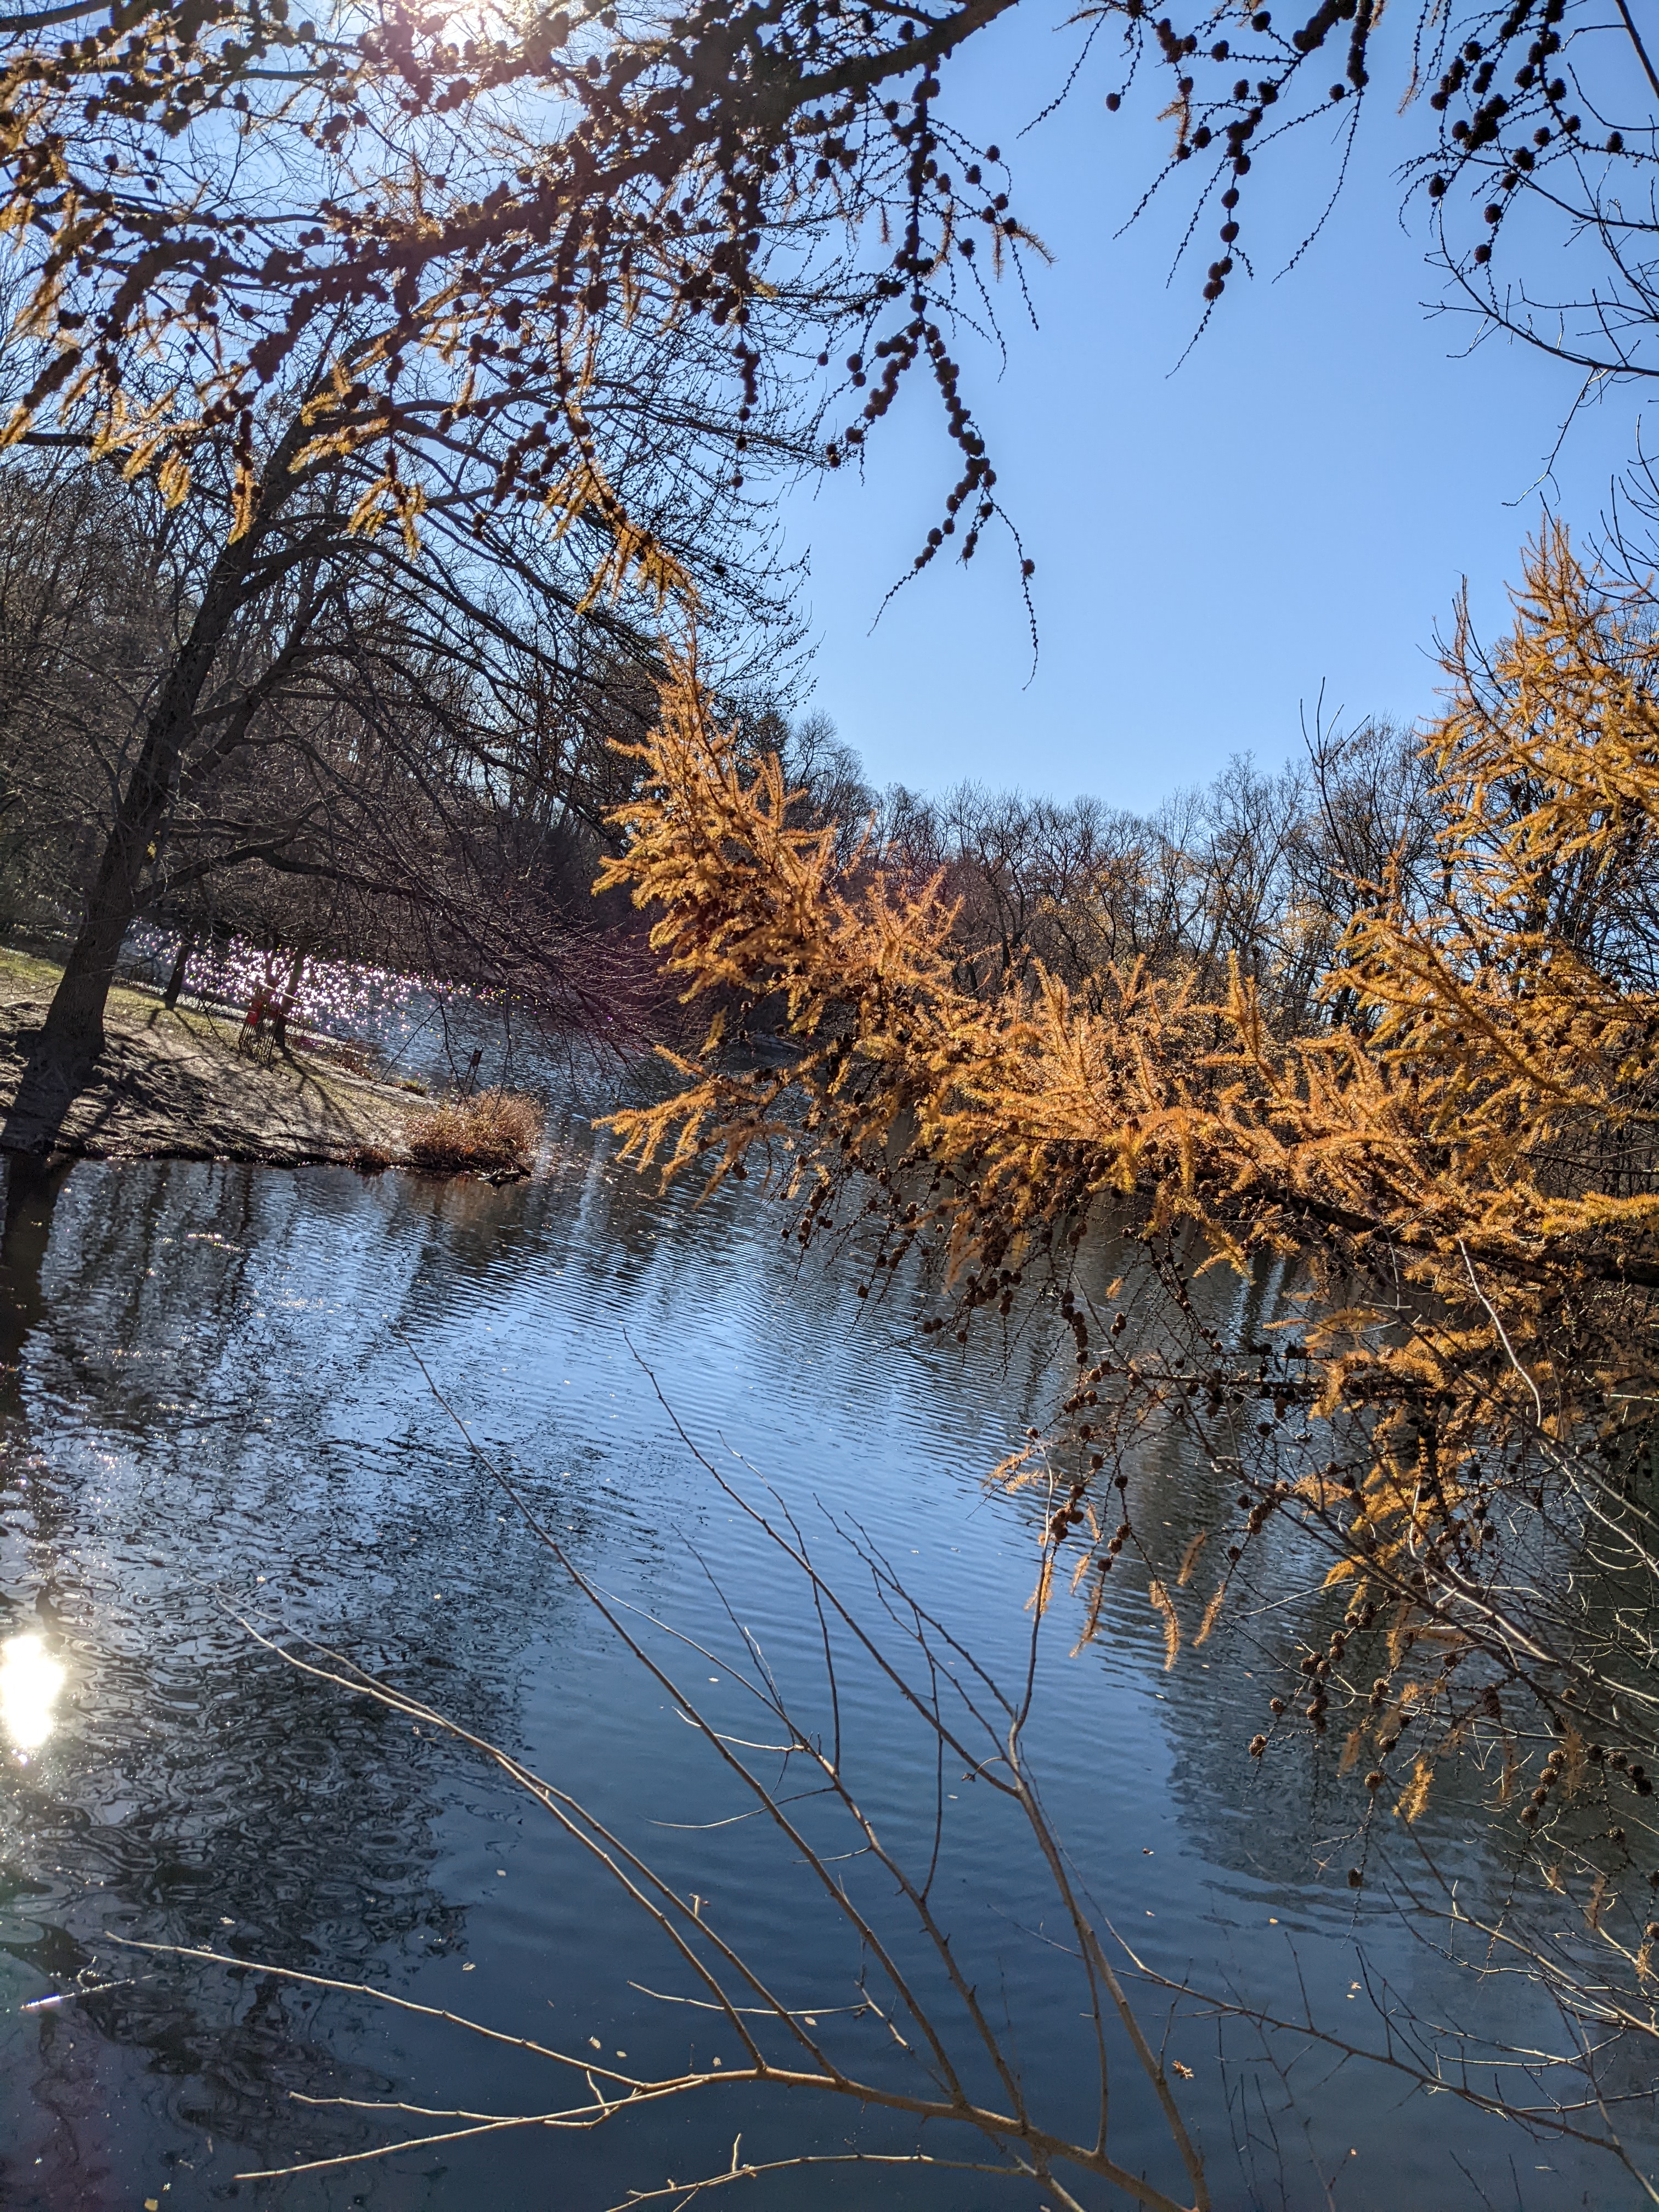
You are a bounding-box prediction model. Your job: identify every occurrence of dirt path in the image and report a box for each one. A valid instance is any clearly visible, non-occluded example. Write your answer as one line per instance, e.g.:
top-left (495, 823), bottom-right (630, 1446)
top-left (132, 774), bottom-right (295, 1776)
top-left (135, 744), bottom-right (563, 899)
top-left (0, 957), bottom-right (419, 1166)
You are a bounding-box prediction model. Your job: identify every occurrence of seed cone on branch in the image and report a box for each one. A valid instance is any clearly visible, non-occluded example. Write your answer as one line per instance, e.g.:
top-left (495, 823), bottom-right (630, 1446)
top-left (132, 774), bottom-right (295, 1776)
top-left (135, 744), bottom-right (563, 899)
top-left (0, 0), bottom-right (1028, 597)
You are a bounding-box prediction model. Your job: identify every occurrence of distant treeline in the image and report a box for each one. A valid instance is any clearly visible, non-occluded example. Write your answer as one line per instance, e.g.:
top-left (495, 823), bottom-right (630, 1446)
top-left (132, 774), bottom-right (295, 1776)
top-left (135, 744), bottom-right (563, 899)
top-left (0, 444), bottom-right (1434, 1054)
top-left (771, 710), bottom-right (1437, 1033)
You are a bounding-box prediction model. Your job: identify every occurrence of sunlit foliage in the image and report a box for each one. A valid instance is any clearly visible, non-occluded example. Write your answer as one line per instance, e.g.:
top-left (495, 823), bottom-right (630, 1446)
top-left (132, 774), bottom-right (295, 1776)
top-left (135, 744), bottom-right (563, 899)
top-left (598, 535), bottom-right (1659, 1953)
top-left (3, 0), bottom-right (1658, 608)
top-left (0, 0), bottom-right (1032, 602)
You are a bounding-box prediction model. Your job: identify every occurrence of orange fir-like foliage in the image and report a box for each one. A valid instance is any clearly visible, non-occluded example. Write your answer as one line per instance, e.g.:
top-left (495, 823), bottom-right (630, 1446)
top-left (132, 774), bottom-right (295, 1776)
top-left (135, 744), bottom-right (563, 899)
top-left (604, 535), bottom-right (1657, 1417)
top-left (599, 537), bottom-right (1659, 1859)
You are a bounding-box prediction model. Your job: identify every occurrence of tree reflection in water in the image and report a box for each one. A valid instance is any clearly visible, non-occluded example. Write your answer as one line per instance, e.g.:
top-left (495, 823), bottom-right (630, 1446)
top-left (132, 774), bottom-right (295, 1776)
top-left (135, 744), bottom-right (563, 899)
top-left (0, 1138), bottom-right (1648, 2207)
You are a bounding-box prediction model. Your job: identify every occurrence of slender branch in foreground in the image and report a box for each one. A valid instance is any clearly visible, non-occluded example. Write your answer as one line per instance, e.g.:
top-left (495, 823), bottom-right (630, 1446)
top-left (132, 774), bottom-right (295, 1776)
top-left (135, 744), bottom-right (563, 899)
top-left (131, 1344), bottom-right (1659, 2204)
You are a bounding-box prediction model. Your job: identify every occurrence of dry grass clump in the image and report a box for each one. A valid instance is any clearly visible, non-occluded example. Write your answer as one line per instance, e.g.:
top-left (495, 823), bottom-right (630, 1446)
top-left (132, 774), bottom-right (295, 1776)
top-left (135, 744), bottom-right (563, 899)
top-left (407, 1088), bottom-right (542, 1175)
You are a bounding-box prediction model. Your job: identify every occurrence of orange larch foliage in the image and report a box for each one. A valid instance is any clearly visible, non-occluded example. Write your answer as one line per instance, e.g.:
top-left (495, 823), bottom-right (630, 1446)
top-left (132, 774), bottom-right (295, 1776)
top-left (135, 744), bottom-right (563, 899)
top-left (599, 531), bottom-right (1659, 1872)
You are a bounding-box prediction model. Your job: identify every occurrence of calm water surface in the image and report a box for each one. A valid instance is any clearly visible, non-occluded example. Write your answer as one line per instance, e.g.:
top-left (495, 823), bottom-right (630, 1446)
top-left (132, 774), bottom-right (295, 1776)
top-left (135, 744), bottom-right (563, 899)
top-left (0, 1098), bottom-right (1638, 2209)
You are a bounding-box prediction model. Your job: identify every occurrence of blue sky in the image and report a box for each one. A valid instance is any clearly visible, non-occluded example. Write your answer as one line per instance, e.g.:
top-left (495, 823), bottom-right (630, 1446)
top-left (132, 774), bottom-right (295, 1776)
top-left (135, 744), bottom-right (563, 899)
top-left (771, 6), bottom-right (1643, 814)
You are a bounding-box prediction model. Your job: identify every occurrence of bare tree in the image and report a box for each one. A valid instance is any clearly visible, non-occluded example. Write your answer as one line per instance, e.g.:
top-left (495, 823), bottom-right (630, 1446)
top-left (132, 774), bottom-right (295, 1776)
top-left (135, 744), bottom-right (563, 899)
top-left (0, 301), bottom-right (802, 1134)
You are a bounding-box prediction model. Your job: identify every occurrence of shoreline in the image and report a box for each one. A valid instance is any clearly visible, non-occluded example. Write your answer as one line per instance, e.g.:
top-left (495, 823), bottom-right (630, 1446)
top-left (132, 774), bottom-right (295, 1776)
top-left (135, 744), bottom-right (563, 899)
top-left (0, 951), bottom-right (422, 1170)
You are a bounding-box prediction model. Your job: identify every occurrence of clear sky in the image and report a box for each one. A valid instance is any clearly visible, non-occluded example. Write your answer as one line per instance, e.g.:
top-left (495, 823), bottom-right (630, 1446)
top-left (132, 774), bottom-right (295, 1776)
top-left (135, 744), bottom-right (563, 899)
top-left (771, 5), bottom-right (1643, 814)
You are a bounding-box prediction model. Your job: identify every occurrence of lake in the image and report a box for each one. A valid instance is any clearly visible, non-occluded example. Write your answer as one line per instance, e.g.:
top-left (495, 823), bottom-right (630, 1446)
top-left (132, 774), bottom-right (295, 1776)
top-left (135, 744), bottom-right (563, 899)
top-left (0, 1085), bottom-right (1639, 2209)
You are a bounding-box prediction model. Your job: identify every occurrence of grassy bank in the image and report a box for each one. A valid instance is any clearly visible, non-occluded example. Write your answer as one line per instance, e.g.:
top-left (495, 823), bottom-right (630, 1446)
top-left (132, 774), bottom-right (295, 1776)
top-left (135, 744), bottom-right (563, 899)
top-left (0, 950), bottom-right (422, 1168)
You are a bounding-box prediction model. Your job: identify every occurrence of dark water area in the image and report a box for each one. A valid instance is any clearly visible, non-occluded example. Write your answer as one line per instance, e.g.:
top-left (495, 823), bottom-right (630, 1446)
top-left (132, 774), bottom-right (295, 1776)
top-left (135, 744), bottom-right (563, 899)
top-left (0, 1105), bottom-right (1639, 2209)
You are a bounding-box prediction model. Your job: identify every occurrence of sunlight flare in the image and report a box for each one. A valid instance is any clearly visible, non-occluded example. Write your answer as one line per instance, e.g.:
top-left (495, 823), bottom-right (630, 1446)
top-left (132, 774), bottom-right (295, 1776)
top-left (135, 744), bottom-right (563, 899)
top-left (1, 1634), bottom-right (65, 1756)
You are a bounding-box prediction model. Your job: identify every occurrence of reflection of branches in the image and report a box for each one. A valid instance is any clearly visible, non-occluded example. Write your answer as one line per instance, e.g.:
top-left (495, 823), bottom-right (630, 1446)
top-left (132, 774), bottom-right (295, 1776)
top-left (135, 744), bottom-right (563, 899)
top-left (1125, 1915), bottom-right (1659, 2208)
top-left (111, 1336), bottom-right (1659, 2201)
top-left (123, 1346), bottom-right (1210, 2212)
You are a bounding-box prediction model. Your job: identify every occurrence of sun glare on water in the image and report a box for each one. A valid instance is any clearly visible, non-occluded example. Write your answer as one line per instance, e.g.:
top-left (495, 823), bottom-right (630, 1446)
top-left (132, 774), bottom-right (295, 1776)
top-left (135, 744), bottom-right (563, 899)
top-left (1, 1634), bottom-right (65, 1756)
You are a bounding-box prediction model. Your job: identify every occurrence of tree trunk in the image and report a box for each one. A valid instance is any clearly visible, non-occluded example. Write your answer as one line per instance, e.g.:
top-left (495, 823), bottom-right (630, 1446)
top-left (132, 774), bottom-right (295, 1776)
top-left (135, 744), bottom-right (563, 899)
top-left (270, 945), bottom-right (306, 1052)
top-left (161, 933), bottom-right (194, 1009)
top-left (2, 544), bottom-right (258, 1150)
